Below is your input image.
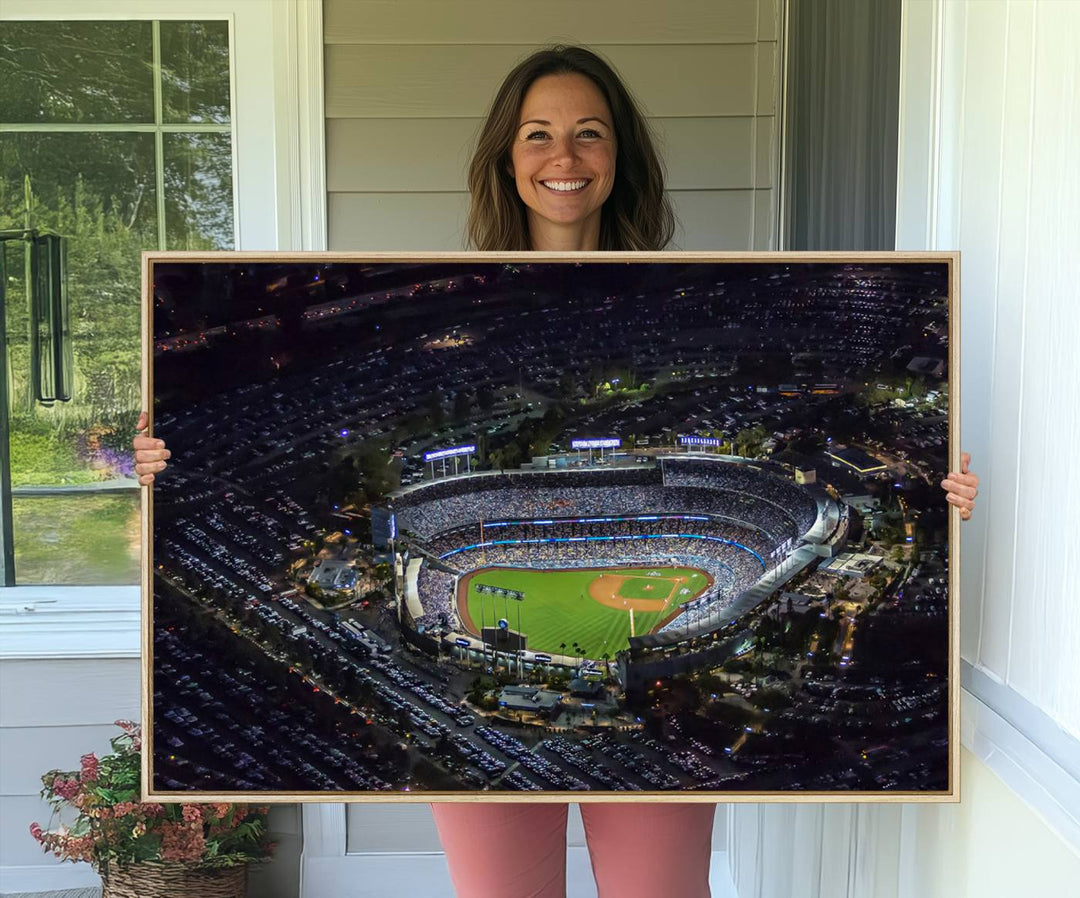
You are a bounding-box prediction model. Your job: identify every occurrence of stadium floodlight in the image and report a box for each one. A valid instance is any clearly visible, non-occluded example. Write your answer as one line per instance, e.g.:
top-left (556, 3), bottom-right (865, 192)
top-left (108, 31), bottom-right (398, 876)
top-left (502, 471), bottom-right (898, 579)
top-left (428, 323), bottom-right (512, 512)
top-left (476, 583), bottom-right (523, 601)
top-left (571, 438), bottom-right (620, 449)
top-left (679, 435), bottom-right (722, 447)
top-left (423, 444), bottom-right (476, 462)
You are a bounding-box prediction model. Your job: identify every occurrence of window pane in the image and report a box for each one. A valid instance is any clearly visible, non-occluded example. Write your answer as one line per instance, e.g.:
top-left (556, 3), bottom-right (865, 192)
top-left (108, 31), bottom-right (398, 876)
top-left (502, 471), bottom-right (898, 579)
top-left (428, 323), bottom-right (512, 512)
top-left (11, 492), bottom-right (140, 585)
top-left (2, 132), bottom-right (155, 493)
top-left (164, 133), bottom-right (235, 250)
top-left (160, 21), bottom-right (232, 124)
top-left (0, 22), bottom-right (154, 124)
top-left (1, 20), bottom-right (235, 586)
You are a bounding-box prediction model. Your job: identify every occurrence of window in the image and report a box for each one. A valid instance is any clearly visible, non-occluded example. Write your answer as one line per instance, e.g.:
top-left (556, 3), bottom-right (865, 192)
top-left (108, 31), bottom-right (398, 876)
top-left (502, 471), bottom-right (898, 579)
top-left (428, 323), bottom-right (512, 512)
top-left (1, 19), bottom-right (235, 584)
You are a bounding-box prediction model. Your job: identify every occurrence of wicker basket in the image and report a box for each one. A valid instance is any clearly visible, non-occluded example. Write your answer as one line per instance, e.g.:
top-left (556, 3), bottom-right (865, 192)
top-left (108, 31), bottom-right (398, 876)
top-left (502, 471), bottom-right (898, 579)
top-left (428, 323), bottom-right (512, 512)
top-left (100, 862), bottom-right (247, 898)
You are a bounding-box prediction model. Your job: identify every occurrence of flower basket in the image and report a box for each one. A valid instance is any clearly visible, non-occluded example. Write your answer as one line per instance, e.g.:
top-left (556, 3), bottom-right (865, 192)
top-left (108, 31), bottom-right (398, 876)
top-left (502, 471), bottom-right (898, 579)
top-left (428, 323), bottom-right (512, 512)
top-left (101, 861), bottom-right (247, 898)
top-left (30, 721), bottom-right (274, 890)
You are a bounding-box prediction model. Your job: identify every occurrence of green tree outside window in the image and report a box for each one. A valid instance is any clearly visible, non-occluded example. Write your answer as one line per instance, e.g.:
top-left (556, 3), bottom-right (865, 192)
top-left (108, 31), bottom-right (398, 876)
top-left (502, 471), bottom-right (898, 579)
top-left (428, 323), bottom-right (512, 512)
top-left (1, 20), bottom-right (234, 584)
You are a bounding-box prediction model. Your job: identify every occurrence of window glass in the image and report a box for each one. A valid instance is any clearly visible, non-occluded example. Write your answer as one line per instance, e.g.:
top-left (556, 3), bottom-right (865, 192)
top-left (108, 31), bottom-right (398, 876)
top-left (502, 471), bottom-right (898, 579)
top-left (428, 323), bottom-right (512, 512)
top-left (164, 133), bottom-right (234, 250)
top-left (160, 20), bottom-right (232, 124)
top-left (12, 494), bottom-right (141, 585)
top-left (1, 20), bottom-right (234, 585)
top-left (0, 22), bottom-right (155, 124)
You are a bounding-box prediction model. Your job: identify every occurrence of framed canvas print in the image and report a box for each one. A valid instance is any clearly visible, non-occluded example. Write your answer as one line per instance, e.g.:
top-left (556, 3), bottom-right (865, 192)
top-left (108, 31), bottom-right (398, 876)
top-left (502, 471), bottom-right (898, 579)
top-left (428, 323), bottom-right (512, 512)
top-left (142, 251), bottom-right (959, 803)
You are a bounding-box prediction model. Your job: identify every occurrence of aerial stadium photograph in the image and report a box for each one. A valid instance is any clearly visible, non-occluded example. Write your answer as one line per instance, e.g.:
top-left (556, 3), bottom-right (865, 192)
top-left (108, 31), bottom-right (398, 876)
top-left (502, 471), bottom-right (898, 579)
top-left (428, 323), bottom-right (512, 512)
top-left (145, 254), bottom-right (957, 801)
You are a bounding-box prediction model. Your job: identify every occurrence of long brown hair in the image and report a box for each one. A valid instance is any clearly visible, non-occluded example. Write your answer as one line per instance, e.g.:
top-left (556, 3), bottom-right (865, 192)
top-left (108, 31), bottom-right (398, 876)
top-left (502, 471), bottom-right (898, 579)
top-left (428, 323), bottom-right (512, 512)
top-left (467, 46), bottom-right (675, 252)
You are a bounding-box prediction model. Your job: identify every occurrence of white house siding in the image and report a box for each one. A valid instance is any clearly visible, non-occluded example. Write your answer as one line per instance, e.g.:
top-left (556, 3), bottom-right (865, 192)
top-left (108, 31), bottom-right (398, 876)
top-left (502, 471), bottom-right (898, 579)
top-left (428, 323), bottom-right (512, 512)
top-left (324, 0), bottom-right (782, 251)
top-left (0, 659), bottom-right (141, 891)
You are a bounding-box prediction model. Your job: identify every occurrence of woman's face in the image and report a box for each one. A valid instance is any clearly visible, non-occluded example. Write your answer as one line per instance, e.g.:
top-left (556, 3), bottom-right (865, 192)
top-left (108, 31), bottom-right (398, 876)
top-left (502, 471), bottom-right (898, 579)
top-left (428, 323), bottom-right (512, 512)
top-left (509, 73), bottom-right (617, 247)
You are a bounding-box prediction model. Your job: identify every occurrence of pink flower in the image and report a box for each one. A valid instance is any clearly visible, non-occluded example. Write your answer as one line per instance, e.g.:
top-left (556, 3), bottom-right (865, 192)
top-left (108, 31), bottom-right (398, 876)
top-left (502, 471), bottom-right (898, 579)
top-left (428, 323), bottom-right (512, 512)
top-left (181, 805), bottom-right (202, 824)
top-left (52, 778), bottom-right (80, 801)
top-left (80, 753), bottom-right (100, 782)
top-left (29, 822), bottom-right (44, 842)
top-left (141, 803), bottom-right (165, 817)
top-left (160, 821), bottom-right (206, 863)
top-left (112, 801), bottom-right (137, 818)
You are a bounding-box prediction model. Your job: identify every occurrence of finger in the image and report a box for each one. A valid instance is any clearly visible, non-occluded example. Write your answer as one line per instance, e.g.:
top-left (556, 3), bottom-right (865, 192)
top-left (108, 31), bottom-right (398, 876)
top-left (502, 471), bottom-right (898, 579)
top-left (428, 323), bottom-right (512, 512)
top-left (942, 473), bottom-right (978, 491)
top-left (946, 492), bottom-right (974, 511)
top-left (136, 460), bottom-right (168, 475)
top-left (959, 506), bottom-right (971, 521)
top-left (136, 411), bottom-right (149, 433)
top-left (961, 451), bottom-right (971, 474)
top-left (138, 473), bottom-right (155, 485)
top-left (135, 449), bottom-right (169, 463)
top-left (942, 480), bottom-right (978, 500)
top-left (133, 438), bottom-right (166, 452)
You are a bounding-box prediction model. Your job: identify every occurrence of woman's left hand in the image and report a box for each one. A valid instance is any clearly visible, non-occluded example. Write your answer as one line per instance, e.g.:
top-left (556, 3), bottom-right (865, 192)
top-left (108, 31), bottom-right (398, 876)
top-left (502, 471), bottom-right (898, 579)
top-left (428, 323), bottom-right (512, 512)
top-left (941, 451), bottom-right (979, 521)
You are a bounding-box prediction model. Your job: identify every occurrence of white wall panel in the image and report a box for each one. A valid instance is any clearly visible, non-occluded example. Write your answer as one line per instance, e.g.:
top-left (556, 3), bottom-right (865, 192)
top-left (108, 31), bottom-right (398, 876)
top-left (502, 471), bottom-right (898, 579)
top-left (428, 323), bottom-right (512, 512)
top-left (669, 190), bottom-right (757, 250)
top-left (953, 0), bottom-right (1011, 677)
top-left (976, 0), bottom-right (1034, 685)
top-left (0, 659), bottom-right (140, 728)
top-left (345, 803), bottom-right (444, 853)
top-left (754, 187), bottom-right (778, 249)
top-left (898, 0), bottom-right (1080, 736)
top-left (754, 116), bottom-right (776, 189)
top-left (325, 0), bottom-right (762, 46)
top-left (328, 192), bottom-right (469, 251)
top-left (326, 117), bottom-right (767, 193)
top-left (326, 44), bottom-right (760, 120)
top-left (1004, 2), bottom-right (1080, 729)
top-left (758, 0), bottom-right (780, 43)
top-left (0, 724), bottom-right (122, 795)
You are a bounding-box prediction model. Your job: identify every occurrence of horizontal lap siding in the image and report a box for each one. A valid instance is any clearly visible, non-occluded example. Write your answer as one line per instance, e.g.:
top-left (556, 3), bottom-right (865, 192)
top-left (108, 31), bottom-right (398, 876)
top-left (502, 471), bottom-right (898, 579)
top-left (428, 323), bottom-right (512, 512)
top-left (325, 45), bottom-right (761, 119)
top-left (327, 117), bottom-right (764, 192)
top-left (0, 658), bottom-right (140, 868)
top-left (325, 0), bottom-right (781, 251)
top-left (324, 0), bottom-right (761, 45)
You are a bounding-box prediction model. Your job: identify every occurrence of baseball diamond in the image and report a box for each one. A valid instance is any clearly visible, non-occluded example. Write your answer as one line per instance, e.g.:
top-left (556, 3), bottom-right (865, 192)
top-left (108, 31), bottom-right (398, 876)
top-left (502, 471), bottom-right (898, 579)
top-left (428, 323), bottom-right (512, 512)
top-left (456, 566), bottom-right (712, 659)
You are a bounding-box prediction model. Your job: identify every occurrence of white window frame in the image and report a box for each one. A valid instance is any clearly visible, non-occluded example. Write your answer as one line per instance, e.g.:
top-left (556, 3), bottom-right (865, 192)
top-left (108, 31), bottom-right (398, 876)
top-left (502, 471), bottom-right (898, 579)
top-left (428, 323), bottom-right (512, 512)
top-left (0, 0), bottom-right (326, 659)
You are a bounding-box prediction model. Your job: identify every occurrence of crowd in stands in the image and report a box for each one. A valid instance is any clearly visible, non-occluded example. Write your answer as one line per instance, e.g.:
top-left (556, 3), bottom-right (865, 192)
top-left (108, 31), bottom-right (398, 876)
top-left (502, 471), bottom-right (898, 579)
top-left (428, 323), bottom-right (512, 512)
top-left (413, 565), bottom-right (458, 631)
top-left (394, 463), bottom-right (816, 546)
top-left (662, 458), bottom-right (819, 534)
top-left (427, 517), bottom-right (774, 561)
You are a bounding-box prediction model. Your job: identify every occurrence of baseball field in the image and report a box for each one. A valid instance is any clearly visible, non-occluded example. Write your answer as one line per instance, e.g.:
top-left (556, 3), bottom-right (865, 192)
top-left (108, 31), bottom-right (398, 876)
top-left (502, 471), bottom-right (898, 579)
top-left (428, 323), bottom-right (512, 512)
top-left (457, 565), bottom-right (713, 660)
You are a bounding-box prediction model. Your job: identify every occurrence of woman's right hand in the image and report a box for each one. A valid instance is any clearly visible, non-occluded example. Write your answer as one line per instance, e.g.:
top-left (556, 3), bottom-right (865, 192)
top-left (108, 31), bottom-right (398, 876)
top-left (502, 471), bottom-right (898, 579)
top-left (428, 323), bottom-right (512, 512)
top-left (133, 411), bottom-right (170, 485)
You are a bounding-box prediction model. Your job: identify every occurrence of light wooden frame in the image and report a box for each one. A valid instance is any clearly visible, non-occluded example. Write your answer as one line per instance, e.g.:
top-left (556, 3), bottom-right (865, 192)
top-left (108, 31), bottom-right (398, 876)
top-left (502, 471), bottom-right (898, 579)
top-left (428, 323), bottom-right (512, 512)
top-left (141, 250), bottom-right (960, 804)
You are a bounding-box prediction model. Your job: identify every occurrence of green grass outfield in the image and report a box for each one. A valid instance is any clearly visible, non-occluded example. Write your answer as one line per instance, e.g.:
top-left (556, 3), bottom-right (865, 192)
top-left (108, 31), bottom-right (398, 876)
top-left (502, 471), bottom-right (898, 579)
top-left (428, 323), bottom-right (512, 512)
top-left (463, 566), bottom-right (711, 659)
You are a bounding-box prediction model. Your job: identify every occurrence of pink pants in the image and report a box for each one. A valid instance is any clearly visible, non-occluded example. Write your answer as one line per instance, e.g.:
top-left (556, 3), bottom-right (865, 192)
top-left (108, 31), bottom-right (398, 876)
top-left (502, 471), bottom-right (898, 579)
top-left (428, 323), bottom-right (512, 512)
top-left (431, 802), bottom-right (715, 898)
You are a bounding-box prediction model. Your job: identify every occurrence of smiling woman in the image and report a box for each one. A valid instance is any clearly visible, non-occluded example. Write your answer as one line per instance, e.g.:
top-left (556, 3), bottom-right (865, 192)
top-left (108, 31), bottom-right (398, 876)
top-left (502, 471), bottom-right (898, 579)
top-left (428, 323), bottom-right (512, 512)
top-left (465, 45), bottom-right (674, 252)
top-left (509, 73), bottom-right (617, 251)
